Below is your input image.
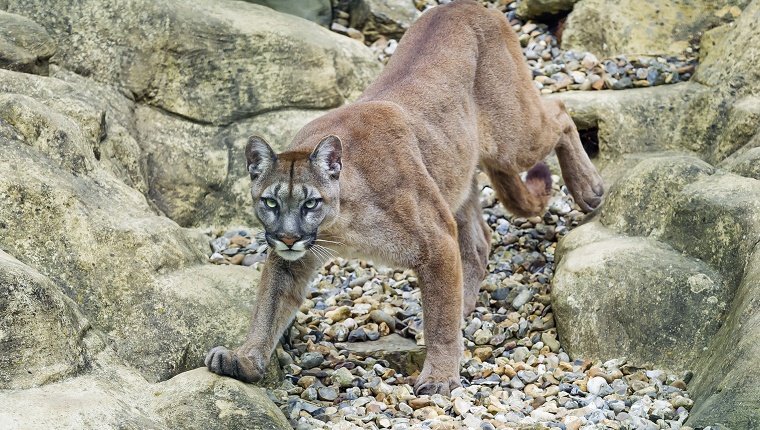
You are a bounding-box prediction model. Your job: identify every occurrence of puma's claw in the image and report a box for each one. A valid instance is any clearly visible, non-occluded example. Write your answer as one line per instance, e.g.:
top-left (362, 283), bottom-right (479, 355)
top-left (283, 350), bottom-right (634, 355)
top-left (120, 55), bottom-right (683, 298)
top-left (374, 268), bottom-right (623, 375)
top-left (414, 375), bottom-right (461, 396)
top-left (569, 173), bottom-right (604, 212)
top-left (205, 346), bottom-right (264, 383)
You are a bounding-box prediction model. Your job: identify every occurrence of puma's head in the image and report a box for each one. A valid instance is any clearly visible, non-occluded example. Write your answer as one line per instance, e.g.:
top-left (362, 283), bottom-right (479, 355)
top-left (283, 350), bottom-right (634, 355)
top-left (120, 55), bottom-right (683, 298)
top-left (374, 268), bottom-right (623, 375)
top-left (245, 135), bottom-right (342, 261)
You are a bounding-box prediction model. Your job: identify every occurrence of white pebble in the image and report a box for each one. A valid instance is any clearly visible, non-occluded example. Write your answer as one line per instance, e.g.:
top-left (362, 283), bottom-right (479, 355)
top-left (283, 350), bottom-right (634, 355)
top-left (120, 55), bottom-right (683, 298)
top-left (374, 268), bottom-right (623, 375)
top-left (587, 376), bottom-right (609, 395)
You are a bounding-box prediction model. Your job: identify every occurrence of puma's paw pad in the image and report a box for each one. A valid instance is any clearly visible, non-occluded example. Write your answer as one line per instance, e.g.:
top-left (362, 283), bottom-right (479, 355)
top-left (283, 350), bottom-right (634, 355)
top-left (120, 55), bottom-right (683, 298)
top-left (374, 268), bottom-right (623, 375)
top-left (414, 375), bottom-right (462, 396)
top-left (204, 346), bottom-right (264, 383)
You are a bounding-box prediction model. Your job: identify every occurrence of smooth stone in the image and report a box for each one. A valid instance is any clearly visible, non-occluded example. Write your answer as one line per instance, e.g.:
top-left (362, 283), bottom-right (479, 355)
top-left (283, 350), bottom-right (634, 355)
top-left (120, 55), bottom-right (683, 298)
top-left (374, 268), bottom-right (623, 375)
top-left (299, 352), bottom-right (324, 369)
top-left (317, 386), bottom-right (338, 401)
top-left (587, 376), bottom-right (609, 395)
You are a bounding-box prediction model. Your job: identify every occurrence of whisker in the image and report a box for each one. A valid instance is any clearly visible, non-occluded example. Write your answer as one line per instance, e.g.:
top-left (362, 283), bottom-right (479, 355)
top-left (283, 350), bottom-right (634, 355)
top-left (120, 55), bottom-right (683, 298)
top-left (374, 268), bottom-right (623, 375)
top-left (313, 243), bottom-right (338, 257)
top-left (312, 244), bottom-right (338, 263)
top-left (309, 247), bottom-right (326, 264)
top-left (310, 246), bottom-right (331, 265)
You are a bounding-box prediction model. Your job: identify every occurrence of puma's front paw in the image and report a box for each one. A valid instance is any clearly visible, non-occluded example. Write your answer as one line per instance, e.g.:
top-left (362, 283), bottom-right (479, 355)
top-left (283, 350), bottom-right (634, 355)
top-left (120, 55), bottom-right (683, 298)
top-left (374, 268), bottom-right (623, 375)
top-left (204, 346), bottom-right (264, 383)
top-left (567, 170), bottom-right (604, 212)
top-left (414, 372), bottom-right (462, 396)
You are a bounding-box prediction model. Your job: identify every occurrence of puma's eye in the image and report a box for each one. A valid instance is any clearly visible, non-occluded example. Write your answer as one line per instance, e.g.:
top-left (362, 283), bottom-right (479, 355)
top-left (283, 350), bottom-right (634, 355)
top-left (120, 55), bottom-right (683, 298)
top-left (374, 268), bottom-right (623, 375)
top-left (262, 198), bottom-right (277, 208)
top-left (304, 199), bottom-right (318, 209)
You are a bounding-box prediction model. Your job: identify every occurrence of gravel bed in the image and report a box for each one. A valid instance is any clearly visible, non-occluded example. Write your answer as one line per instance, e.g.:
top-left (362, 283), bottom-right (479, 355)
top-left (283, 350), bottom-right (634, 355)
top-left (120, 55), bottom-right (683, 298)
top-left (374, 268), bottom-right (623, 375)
top-left (330, 0), bottom-right (698, 94)
top-left (208, 177), bottom-right (697, 430)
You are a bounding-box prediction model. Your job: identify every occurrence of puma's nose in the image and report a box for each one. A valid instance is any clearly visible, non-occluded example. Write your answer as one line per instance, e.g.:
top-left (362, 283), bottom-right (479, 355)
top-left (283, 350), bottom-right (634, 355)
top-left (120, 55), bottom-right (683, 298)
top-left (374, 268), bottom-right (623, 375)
top-left (277, 234), bottom-right (301, 247)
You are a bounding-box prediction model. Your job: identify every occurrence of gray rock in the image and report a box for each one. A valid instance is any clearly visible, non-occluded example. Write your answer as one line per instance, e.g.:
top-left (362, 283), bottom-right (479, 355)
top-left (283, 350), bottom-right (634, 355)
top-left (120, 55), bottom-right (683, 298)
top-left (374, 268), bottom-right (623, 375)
top-left (511, 288), bottom-right (534, 310)
top-left (369, 309), bottom-right (396, 331)
top-left (0, 80), bottom-right (272, 383)
top-left (0, 250), bottom-right (93, 389)
top-left (599, 155), bottom-right (714, 237)
top-left (0, 11), bottom-right (56, 75)
top-left (348, 327), bottom-right (368, 342)
top-left (561, 0), bottom-right (747, 57)
top-left (517, 0), bottom-right (579, 19)
top-left (511, 347), bottom-right (531, 363)
top-left (245, 0), bottom-right (332, 27)
top-left (517, 370), bottom-right (539, 384)
top-left (554, 222), bottom-right (728, 372)
top-left (332, 367), bottom-right (355, 388)
top-left (491, 287), bottom-right (510, 301)
top-left (317, 386), bottom-right (338, 401)
top-left (299, 352), bottom-right (324, 369)
top-left (723, 145), bottom-right (760, 181)
top-left (545, 84), bottom-right (709, 166)
top-left (0, 360), bottom-right (163, 429)
top-left (663, 173), bottom-right (760, 287)
top-left (0, 364), bottom-right (290, 429)
top-left (346, 0), bottom-right (420, 41)
top-left (509, 375), bottom-right (525, 389)
top-left (7, 0), bottom-right (380, 125)
top-left (338, 333), bottom-right (425, 374)
top-left (153, 368), bottom-right (291, 429)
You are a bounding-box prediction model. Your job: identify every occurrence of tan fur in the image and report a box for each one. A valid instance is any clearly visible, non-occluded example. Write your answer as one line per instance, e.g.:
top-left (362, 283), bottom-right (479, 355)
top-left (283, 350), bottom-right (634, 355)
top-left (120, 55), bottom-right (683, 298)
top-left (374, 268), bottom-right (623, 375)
top-left (206, 0), bottom-right (603, 395)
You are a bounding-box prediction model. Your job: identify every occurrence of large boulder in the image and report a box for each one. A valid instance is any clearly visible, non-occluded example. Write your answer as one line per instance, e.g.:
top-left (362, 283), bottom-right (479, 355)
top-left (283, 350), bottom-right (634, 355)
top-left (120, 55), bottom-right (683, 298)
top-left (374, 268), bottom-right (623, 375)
top-left (552, 223), bottom-right (728, 372)
top-left (663, 172), bottom-right (760, 287)
top-left (562, 0), bottom-right (748, 57)
top-left (153, 368), bottom-right (291, 430)
top-left (686, 249), bottom-right (760, 429)
top-left (552, 85), bottom-right (758, 167)
top-left (6, 0), bottom-right (380, 126)
top-left (599, 154), bottom-right (715, 237)
top-left (0, 68), bottom-right (149, 193)
top-left (553, 151), bottom-right (760, 426)
top-left (0, 363), bottom-right (162, 430)
top-left (0, 251), bottom-right (92, 389)
top-left (546, 84), bottom-right (711, 162)
top-left (0, 11), bottom-right (56, 75)
top-left (721, 140), bottom-right (760, 180)
top-left (0, 356), bottom-right (290, 430)
top-left (0, 68), bottom-right (266, 382)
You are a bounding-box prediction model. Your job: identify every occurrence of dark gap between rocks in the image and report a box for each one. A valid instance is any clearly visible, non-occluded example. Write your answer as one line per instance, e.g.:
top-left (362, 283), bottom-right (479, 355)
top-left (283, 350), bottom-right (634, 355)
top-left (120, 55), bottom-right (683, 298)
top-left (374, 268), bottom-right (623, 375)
top-left (579, 127), bottom-right (600, 159)
top-left (542, 14), bottom-right (569, 45)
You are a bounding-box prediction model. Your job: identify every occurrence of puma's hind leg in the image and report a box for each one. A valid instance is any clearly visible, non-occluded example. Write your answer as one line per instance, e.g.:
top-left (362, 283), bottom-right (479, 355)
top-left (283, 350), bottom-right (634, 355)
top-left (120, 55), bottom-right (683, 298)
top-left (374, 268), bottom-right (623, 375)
top-left (544, 99), bottom-right (604, 211)
top-left (457, 180), bottom-right (491, 317)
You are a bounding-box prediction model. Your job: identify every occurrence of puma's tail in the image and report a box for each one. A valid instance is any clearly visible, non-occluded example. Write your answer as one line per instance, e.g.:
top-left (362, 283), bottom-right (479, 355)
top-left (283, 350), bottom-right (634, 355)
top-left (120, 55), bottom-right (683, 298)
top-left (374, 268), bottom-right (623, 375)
top-left (484, 162), bottom-right (552, 217)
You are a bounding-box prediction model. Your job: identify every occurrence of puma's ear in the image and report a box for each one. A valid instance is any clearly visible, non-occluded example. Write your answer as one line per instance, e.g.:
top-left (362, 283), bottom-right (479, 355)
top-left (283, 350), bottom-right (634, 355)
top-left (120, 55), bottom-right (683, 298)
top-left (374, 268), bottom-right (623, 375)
top-left (310, 135), bottom-right (342, 179)
top-left (245, 136), bottom-right (276, 180)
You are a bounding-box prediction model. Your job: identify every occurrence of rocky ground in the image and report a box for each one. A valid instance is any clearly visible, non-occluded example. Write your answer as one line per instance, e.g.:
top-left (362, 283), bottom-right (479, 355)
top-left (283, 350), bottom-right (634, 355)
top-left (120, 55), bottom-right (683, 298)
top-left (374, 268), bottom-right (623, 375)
top-left (330, 0), bottom-right (698, 94)
top-left (208, 177), bottom-right (697, 430)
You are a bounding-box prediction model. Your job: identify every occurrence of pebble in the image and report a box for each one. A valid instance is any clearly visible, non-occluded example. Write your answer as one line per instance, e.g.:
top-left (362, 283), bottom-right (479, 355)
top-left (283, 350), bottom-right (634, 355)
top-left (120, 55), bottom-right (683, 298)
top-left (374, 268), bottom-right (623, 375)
top-left (453, 398), bottom-right (471, 416)
top-left (587, 376), bottom-right (609, 395)
top-left (325, 306), bottom-right (351, 322)
top-left (318, 387), bottom-right (338, 401)
top-left (511, 288), bottom-right (533, 309)
top-left (332, 367), bottom-right (355, 388)
top-left (299, 352), bottom-right (324, 369)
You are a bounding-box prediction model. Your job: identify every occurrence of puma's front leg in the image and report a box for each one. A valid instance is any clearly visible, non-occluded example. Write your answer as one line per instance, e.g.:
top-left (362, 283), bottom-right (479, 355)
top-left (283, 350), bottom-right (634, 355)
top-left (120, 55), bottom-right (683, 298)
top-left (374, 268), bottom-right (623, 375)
top-left (205, 253), bottom-right (318, 383)
top-left (413, 234), bottom-right (465, 396)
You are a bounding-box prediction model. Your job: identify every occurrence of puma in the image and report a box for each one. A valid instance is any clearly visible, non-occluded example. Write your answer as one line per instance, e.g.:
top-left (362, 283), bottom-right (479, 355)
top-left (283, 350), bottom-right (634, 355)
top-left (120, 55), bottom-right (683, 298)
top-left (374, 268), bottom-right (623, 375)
top-left (206, 0), bottom-right (603, 395)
